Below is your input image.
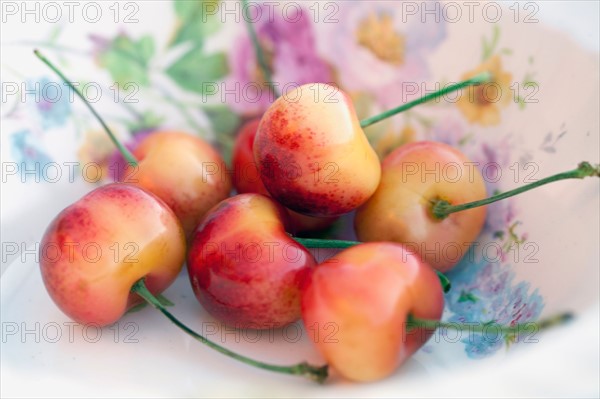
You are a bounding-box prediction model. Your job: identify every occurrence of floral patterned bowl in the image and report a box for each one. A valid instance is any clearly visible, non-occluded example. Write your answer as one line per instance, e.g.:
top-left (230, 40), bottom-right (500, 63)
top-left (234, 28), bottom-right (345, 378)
top-left (1, 1), bottom-right (598, 397)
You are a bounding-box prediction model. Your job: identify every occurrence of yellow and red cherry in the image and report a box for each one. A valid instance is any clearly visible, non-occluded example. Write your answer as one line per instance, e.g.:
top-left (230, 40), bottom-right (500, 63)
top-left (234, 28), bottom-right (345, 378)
top-left (301, 242), bottom-right (574, 382)
top-left (355, 141), bottom-right (487, 272)
top-left (187, 193), bottom-right (317, 329)
top-left (39, 183), bottom-right (186, 326)
top-left (254, 83), bottom-right (382, 217)
top-left (125, 131), bottom-right (231, 238)
top-left (356, 141), bottom-right (600, 272)
top-left (301, 243), bottom-right (444, 382)
top-left (232, 117), bottom-right (337, 234)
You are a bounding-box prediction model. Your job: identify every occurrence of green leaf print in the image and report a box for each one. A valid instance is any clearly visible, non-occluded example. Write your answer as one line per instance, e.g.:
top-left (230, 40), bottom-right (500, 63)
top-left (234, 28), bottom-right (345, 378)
top-left (170, 0), bottom-right (222, 48)
top-left (98, 35), bottom-right (155, 88)
top-left (166, 51), bottom-right (228, 94)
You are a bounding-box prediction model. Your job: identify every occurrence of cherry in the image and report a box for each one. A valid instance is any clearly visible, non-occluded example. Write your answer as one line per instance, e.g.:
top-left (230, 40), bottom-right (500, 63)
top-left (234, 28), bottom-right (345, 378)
top-left (355, 141), bottom-right (487, 272)
top-left (39, 183), bottom-right (186, 326)
top-left (232, 118), bottom-right (265, 195)
top-left (187, 193), bottom-right (317, 329)
top-left (301, 242), bottom-right (574, 382)
top-left (125, 130), bottom-right (231, 237)
top-left (254, 83), bottom-right (382, 217)
top-left (232, 117), bottom-right (337, 234)
top-left (301, 242), bottom-right (444, 382)
top-left (356, 141), bottom-right (600, 272)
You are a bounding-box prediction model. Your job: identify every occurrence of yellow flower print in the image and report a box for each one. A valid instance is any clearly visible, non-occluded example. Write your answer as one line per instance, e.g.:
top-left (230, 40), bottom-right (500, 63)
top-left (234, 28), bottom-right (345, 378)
top-left (375, 125), bottom-right (417, 159)
top-left (457, 55), bottom-right (513, 126)
top-left (356, 12), bottom-right (405, 66)
top-left (77, 129), bottom-right (117, 181)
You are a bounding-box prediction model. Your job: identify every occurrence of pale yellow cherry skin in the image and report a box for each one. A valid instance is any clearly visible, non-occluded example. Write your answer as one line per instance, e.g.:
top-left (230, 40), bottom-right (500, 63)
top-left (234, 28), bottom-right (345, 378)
top-left (254, 83), bottom-right (381, 217)
top-left (355, 141), bottom-right (487, 272)
top-left (39, 183), bottom-right (186, 326)
top-left (125, 131), bottom-right (232, 238)
top-left (301, 243), bottom-right (444, 382)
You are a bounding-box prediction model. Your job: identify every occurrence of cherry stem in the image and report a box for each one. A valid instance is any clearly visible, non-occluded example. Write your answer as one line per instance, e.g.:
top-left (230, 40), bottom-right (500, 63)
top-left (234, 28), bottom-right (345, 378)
top-left (33, 49), bottom-right (138, 167)
top-left (130, 279), bottom-right (328, 383)
top-left (241, 0), bottom-right (279, 98)
top-left (359, 71), bottom-right (492, 128)
top-left (432, 161), bottom-right (600, 220)
top-left (293, 237), bottom-right (358, 249)
top-left (407, 312), bottom-right (574, 335)
top-left (293, 237), bottom-right (451, 293)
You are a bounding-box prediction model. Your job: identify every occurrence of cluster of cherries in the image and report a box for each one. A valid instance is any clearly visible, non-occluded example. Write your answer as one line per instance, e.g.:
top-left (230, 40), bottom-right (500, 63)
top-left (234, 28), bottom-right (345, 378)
top-left (35, 45), bottom-right (597, 384)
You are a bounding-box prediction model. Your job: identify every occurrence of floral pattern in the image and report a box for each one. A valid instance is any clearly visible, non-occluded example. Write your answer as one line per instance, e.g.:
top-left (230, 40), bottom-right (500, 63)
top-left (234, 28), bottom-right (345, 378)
top-left (446, 247), bottom-right (544, 358)
top-left (456, 55), bottom-right (513, 126)
top-left (472, 138), bottom-right (519, 236)
top-left (225, 3), bottom-right (333, 115)
top-left (373, 124), bottom-right (417, 159)
top-left (77, 129), bottom-right (122, 182)
top-left (27, 77), bottom-right (72, 129)
top-left (317, 1), bottom-right (446, 108)
top-left (10, 130), bottom-right (54, 182)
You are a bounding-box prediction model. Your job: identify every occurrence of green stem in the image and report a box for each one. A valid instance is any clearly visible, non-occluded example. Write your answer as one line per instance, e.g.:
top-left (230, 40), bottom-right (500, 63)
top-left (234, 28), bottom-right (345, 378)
top-left (407, 312), bottom-right (573, 334)
top-left (130, 279), bottom-right (328, 383)
top-left (293, 237), bottom-right (358, 249)
top-left (241, 0), bottom-right (279, 98)
top-left (432, 162), bottom-right (600, 220)
top-left (293, 237), bottom-right (451, 293)
top-left (360, 72), bottom-right (492, 128)
top-left (33, 49), bottom-right (138, 166)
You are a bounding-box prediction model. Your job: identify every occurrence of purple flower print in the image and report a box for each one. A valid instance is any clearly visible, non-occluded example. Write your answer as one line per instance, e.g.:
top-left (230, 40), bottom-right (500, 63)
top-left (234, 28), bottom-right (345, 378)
top-left (225, 3), bottom-right (333, 115)
top-left (472, 138), bottom-right (517, 235)
top-left (317, 1), bottom-right (446, 108)
top-left (430, 117), bottom-right (470, 147)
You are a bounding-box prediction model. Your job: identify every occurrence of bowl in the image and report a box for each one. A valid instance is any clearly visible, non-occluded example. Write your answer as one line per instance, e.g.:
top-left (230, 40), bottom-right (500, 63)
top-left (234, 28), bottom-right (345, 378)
top-left (1, 1), bottom-right (598, 397)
